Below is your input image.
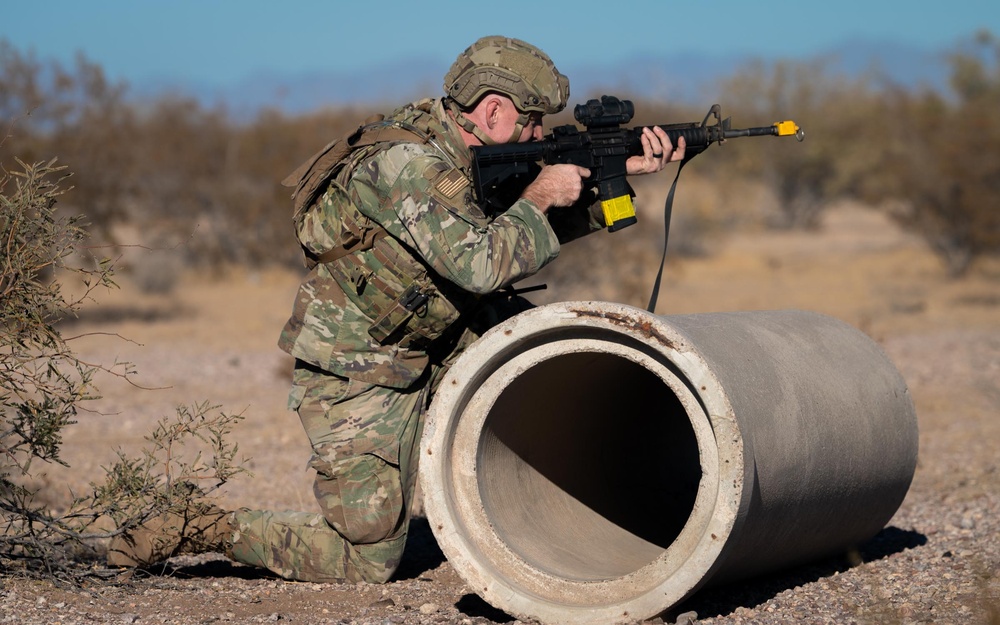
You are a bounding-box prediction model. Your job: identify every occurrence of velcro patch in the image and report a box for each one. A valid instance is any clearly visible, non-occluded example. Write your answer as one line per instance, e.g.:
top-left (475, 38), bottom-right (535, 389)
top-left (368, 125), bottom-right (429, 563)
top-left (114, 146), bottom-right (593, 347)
top-left (433, 169), bottom-right (470, 199)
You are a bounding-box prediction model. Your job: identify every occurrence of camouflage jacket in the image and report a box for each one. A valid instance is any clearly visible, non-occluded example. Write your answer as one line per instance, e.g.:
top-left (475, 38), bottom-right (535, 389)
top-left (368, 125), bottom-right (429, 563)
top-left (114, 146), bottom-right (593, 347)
top-left (279, 98), bottom-right (604, 389)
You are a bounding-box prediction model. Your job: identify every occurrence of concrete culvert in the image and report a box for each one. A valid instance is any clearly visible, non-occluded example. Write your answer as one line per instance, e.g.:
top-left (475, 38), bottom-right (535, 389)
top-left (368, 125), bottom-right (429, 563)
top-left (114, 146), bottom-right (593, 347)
top-left (420, 301), bottom-right (918, 625)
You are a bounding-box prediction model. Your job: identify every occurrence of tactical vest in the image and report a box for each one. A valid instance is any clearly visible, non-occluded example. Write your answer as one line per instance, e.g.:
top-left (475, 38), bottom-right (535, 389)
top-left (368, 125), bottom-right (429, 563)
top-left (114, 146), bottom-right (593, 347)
top-left (282, 103), bottom-right (476, 350)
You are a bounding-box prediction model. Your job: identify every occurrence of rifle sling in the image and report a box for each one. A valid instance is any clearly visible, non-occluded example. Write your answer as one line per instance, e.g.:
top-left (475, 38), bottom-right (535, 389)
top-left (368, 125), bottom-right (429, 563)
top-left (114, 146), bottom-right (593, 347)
top-left (645, 159), bottom-right (688, 313)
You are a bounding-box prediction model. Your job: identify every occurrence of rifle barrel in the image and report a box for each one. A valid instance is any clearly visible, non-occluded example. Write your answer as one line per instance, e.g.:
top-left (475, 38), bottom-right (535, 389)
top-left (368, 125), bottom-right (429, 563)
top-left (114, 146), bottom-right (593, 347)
top-left (724, 126), bottom-right (779, 139)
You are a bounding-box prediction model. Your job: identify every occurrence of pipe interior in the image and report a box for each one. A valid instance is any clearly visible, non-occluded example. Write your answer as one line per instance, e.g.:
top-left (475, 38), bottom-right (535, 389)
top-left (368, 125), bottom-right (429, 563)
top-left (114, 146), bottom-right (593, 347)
top-left (477, 350), bottom-right (702, 581)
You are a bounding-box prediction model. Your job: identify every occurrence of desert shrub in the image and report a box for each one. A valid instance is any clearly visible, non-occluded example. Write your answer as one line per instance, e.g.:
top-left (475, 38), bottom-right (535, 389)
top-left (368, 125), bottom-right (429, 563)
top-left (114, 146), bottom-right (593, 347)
top-left (716, 59), bottom-right (889, 230)
top-left (711, 32), bottom-right (1000, 276)
top-left (1, 156), bottom-right (108, 570)
top-left (1, 158), bottom-right (101, 476)
top-left (1, 156), bottom-right (247, 577)
top-left (1, 38), bottom-right (368, 273)
top-left (868, 30), bottom-right (1000, 276)
top-left (0, 40), bottom-right (137, 247)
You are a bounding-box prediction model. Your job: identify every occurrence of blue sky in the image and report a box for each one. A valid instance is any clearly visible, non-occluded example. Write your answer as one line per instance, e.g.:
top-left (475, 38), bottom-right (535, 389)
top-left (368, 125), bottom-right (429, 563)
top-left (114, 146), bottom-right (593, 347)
top-left (5, 0), bottom-right (998, 87)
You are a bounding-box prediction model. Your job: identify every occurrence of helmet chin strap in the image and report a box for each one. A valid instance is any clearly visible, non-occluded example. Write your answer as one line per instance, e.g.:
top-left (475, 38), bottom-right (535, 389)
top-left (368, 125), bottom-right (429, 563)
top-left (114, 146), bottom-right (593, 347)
top-left (447, 98), bottom-right (527, 146)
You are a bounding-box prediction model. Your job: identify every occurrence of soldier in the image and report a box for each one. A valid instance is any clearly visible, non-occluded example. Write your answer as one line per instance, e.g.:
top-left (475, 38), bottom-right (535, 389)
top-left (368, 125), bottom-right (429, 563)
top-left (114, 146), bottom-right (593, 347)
top-left (107, 35), bottom-right (684, 582)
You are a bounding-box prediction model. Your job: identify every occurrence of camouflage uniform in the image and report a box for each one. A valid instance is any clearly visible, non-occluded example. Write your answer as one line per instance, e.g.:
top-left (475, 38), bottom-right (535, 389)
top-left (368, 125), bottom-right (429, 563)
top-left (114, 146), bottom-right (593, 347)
top-left (229, 93), bottom-right (604, 582)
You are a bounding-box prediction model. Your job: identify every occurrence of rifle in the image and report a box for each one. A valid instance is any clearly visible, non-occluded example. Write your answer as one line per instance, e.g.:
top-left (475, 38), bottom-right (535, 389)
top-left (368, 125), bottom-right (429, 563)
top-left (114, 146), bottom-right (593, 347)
top-left (470, 95), bottom-right (804, 232)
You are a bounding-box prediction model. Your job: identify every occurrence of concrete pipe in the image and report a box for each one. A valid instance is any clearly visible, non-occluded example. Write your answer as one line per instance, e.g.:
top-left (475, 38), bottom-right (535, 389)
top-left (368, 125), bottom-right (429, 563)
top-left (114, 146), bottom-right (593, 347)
top-left (420, 301), bottom-right (918, 625)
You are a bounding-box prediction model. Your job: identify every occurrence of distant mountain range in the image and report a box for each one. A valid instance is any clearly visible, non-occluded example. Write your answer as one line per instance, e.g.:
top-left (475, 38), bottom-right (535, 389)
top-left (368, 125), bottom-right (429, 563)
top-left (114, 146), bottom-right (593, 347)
top-left (130, 39), bottom-right (952, 120)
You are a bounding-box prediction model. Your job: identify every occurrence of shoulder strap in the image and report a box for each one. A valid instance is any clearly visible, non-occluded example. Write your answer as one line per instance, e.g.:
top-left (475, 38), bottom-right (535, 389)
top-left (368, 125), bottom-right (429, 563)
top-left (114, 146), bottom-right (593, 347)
top-left (309, 229), bottom-right (388, 266)
top-left (282, 117), bottom-right (436, 215)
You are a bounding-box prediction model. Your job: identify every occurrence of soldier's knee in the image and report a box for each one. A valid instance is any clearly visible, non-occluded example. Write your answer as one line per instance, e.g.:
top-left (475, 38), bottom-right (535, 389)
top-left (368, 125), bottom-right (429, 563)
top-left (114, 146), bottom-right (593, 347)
top-left (313, 453), bottom-right (404, 545)
top-left (350, 531), bottom-right (408, 583)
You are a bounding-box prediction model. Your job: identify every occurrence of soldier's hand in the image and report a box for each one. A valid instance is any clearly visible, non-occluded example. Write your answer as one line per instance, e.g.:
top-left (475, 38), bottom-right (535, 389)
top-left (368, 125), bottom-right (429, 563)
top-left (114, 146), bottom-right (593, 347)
top-left (627, 127), bottom-right (685, 175)
top-left (520, 164), bottom-right (592, 212)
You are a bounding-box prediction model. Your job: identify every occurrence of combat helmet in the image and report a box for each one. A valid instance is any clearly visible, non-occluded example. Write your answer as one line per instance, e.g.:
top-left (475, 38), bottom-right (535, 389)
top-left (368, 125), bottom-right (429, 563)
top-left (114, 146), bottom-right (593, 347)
top-left (444, 36), bottom-right (569, 144)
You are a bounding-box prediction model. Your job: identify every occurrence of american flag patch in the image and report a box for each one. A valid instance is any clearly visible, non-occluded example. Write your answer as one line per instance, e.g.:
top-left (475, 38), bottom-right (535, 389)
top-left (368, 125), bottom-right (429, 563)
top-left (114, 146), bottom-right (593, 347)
top-left (434, 169), bottom-right (469, 199)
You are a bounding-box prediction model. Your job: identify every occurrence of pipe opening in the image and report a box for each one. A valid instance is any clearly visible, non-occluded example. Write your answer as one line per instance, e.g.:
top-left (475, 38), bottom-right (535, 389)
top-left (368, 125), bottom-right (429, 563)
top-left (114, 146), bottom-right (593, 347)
top-left (476, 350), bottom-right (702, 581)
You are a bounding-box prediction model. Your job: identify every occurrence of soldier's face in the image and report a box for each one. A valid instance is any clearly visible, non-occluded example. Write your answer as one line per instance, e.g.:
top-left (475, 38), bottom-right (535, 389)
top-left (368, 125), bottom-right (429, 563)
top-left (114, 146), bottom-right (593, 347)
top-left (519, 112), bottom-right (544, 143)
top-left (491, 100), bottom-right (543, 144)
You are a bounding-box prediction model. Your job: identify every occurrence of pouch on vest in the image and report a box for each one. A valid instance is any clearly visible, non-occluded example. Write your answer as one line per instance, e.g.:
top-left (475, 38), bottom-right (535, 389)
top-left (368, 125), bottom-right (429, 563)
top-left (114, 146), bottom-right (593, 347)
top-left (294, 179), bottom-right (381, 269)
top-left (367, 283), bottom-right (430, 344)
top-left (329, 236), bottom-right (469, 350)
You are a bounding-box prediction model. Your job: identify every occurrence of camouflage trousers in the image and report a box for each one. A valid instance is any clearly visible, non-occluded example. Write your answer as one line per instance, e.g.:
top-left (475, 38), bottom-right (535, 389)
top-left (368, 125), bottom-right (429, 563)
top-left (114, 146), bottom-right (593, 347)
top-left (229, 360), bottom-right (449, 583)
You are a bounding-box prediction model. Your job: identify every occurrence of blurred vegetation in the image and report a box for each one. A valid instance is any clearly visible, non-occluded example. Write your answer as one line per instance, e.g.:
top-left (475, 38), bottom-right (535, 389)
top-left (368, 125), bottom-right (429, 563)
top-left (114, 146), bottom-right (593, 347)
top-left (712, 30), bottom-right (1000, 276)
top-left (2, 31), bottom-right (998, 283)
top-left (873, 31), bottom-right (1000, 276)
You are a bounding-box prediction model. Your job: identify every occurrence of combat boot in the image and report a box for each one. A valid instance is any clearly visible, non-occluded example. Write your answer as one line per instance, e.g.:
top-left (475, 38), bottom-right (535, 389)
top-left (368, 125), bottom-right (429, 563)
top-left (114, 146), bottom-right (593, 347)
top-left (107, 505), bottom-right (235, 567)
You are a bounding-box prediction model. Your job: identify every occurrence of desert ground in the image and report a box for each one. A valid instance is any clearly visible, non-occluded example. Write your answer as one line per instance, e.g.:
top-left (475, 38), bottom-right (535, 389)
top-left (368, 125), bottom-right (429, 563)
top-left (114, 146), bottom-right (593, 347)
top-left (2, 197), bottom-right (998, 624)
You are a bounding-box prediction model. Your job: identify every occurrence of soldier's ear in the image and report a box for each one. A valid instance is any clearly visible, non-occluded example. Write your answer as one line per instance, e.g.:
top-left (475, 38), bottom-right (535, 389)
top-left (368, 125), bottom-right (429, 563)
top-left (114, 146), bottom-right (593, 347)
top-left (483, 95), bottom-right (503, 129)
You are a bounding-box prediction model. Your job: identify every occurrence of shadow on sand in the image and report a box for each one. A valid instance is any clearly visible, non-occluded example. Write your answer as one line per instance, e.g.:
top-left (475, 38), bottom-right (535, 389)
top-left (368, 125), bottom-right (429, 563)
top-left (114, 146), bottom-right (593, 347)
top-left (134, 520), bottom-right (924, 624)
top-left (154, 515), bottom-right (447, 583)
top-left (668, 525), bottom-right (928, 621)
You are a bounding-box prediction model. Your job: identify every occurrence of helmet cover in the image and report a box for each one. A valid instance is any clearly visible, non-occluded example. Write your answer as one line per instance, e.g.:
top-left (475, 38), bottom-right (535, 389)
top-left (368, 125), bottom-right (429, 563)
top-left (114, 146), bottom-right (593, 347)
top-left (444, 36), bottom-right (569, 114)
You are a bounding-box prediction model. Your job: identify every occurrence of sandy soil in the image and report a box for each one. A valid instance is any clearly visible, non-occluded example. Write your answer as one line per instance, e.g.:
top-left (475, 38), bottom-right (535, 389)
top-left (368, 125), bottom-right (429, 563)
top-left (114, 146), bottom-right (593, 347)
top-left (2, 202), bottom-right (998, 624)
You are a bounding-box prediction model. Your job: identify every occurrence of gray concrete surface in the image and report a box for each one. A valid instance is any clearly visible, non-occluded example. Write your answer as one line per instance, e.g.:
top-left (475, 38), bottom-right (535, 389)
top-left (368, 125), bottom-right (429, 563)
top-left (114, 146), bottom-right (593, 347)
top-left (420, 301), bottom-right (918, 625)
